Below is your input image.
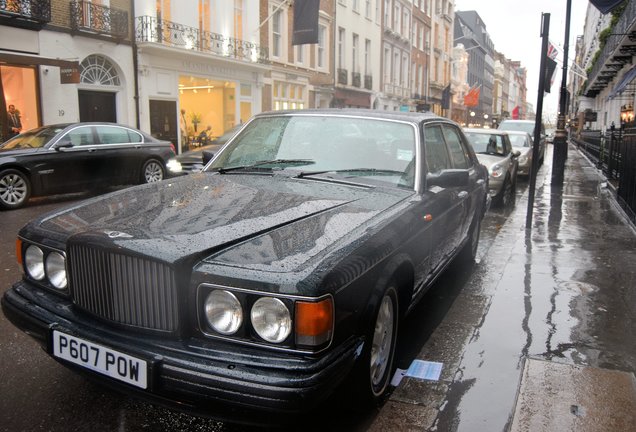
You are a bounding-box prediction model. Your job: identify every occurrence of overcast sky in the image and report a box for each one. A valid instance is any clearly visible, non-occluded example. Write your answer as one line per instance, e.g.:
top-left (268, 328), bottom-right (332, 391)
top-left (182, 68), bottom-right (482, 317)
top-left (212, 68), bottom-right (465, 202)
top-left (454, 0), bottom-right (590, 121)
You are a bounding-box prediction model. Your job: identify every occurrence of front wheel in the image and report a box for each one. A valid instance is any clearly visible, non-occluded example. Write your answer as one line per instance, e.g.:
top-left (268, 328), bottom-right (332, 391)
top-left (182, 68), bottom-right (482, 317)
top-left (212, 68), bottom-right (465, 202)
top-left (0, 169), bottom-right (31, 210)
top-left (141, 159), bottom-right (165, 183)
top-left (352, 284), bottom-right (399, 405)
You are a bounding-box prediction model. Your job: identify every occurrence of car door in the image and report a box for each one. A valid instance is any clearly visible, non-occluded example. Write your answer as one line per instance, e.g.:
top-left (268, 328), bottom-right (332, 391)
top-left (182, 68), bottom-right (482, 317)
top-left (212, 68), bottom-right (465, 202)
top-left (418, 123), bottom-right (464, 285)
top-left (93, 125), bottom-right (144, 184)
top-left (443, 124), bottom-right (484, 242)
top-left (45, 125), bottom-right (101, 193)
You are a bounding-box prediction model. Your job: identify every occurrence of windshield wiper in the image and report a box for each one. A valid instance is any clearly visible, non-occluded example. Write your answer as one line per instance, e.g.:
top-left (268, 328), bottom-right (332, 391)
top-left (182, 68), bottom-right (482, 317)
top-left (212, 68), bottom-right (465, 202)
top-left (218, 159), bottom-right (315, 174)
top-left (297, 168), bottom-right (405, 178)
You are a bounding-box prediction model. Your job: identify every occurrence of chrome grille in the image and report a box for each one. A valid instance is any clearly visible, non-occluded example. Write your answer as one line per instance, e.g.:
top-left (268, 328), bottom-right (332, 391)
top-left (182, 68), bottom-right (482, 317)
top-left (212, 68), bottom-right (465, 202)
top-left (68, 245), bottom-right (178, 331)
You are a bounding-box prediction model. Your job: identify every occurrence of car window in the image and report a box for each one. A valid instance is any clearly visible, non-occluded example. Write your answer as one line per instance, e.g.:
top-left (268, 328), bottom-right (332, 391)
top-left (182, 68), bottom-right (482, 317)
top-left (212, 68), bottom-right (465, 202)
top-left (95, 126), bottom-right (134, 145)
top-left (63, 127), bottom-right (95, 147)
top-left (424, 124), bottom-right (451, 174)
top-left (509, 134), bottom-right (530, 147)
top-left (464, 132), bottom-right (507, 156)
top-left (442, 125), bottom-right (470, 169)
top-left (1, 125), bottom-right (66, 149)
top-left (209, 116), bottom-right (416, 188)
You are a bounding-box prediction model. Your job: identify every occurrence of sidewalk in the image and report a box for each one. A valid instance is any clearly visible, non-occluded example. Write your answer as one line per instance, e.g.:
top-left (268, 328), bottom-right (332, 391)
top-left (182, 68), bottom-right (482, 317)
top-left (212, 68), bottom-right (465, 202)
top-left (370, 144), bottom-right (636, 431)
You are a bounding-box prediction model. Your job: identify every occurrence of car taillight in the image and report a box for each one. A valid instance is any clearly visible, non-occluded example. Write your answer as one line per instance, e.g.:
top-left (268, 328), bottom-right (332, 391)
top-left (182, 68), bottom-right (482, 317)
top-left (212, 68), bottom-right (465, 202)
top-left (170, 143), bottom-right (176, 154)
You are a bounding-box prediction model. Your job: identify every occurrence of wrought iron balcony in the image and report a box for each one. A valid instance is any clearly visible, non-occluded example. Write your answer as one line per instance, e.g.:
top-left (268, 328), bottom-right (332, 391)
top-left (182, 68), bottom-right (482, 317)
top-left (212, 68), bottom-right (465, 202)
top-left (0, 0), bottom-right (50, 27)
top-left (364, 74), bottom-right (372, 90)
top-left (70, 0), bottom-right (128, 39)
top-left (337, 68), bottom-right (348, 85)
top-left (136, 16), bottom-right (269, 64)
top-left (352, 72), bottom-right (361, 88)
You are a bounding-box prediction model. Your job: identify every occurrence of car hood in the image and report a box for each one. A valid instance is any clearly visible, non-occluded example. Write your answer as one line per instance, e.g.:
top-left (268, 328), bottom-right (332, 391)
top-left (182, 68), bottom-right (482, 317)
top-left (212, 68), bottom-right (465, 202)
top-left (476, 153), bottom-right (506, 168)
top-left (28, 173), bottom-right (412, 265)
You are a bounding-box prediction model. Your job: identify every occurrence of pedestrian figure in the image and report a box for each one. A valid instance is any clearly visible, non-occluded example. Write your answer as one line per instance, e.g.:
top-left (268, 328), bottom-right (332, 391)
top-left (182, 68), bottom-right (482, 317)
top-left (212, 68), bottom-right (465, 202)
top-left (7, 104), bottom-right (22, 138)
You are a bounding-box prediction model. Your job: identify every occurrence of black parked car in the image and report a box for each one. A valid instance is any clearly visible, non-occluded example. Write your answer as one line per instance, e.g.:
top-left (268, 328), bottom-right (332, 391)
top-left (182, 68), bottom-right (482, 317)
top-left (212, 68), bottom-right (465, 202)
top-left (2, 110), bottom-right (489, 421)
top-left (0, 123), bottom-right (182, 209)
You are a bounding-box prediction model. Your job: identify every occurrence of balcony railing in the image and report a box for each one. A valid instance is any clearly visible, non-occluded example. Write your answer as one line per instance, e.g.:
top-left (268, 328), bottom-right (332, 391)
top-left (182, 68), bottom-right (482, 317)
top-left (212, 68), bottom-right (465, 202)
top-left (337, 68), bottom-right (348, 85)
top-left (364, 74), bottom-right (372, 90)
top-left (70, 0), bottom-right (128, 39)
top-left (383, 83), bottom-right (410, 98)
top-left (136, 16), bottom-right (269, 64)
top-left (352, 72), bottom-right (361, 88)
top-left (586, 0), bottom-right (636, 95)
top-left (0, 0), bottom-right (50, 25)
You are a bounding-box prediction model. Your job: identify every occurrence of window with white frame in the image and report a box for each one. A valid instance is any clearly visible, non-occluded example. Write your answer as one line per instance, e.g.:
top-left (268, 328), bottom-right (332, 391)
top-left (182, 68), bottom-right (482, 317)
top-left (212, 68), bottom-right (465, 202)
top-left (384, 46), bottom-right (390, 82)
top-left (352, 33), bottom-right (359, 73)
top-left (384, 0), bottom-right (390, 27)
top-left (271, 7), bottom-right (283, 58)
top-left (365, 0), bottom-right (371, 18)
top-left (402, 53), bottom-right (408, 87)
top-left (234, 0), bottom-right (243, 41)
top-left (393, 4), bottom-right (399, 30)
top-left (317, 25), bottom-right (326, 69)
top-left (273, 81), bottom-right (305, 111)
top-left (393, 51), bottom-right (399, 84)
top-left (364, 39), bottom-right (371, 77)
top-left (353, 0), bottom-right (359, 12)
top-left (403, 9), bottom-right (409, 37)
top-left (338, 27), bottom-right (346, 70)
top-left (296, 44), bottom-right (305, 65)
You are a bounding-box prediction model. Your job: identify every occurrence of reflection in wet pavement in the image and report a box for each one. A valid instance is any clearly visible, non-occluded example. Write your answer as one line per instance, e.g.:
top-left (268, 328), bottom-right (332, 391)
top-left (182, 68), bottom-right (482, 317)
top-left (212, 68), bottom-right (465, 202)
top-left (373, 145), bottom-right (636, 431)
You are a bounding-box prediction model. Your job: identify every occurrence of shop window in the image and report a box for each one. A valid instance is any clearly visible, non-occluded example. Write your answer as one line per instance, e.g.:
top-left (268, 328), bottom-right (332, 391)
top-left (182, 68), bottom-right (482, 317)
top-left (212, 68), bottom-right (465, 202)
top-left (272, 80), bottom-right (305, 111)
top-left (1, 65), bottom-right (40, 139)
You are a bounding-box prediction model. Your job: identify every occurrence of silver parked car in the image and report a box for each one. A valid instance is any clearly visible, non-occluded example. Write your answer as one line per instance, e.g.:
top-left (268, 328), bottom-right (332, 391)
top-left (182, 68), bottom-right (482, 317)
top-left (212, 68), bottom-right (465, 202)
top-left (498, 119), bottom-right (545, 165)
top-left (506, 131), bottom-right (534, 178)
top-left (464, 128), bottom-right (519, 207)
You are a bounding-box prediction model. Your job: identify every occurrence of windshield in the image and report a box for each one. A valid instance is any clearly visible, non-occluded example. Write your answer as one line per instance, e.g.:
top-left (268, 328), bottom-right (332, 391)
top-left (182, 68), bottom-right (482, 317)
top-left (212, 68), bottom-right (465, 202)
top-left (1, 126), bottom-right (66, 150)
top-left (208, 115), bottom-right (417, 188)
top-left (499, 121), bottom-right (534, 135)
top-left (465, 132), bottom-right (506, 156)
top-left (508, 134), bottom-right (531, 148)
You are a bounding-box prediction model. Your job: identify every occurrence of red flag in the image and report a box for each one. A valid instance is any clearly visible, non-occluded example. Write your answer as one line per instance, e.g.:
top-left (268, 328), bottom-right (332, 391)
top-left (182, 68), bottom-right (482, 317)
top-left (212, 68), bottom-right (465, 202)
top-left (512, 106), bottom-right (520, 120)
top-left (464, 86), bottom-right (480, 107)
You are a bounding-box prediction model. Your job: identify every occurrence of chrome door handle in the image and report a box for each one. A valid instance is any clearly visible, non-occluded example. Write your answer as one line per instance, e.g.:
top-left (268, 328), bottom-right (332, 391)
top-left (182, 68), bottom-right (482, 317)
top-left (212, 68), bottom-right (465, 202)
top-left (458, 191), bottom-right (468, 199)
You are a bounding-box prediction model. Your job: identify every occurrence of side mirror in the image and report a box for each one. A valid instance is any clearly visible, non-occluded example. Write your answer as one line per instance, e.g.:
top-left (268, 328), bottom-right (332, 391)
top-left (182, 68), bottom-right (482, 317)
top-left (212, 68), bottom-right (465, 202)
top-left (513, 150), bottom-right (521, 158)
top-left (54, 141), bottom-right (73, 150)
top-left (427, 169), bottom-right (469, 188)
top-left (202, 150), bottom-right (215, 165)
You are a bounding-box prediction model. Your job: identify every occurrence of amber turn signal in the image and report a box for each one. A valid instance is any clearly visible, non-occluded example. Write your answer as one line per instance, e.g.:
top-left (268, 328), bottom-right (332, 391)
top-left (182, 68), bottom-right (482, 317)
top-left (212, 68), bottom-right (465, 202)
top-left (295, 297), bottom-right (334, 347)
top-left (15, 238), bottom-right (22, 265)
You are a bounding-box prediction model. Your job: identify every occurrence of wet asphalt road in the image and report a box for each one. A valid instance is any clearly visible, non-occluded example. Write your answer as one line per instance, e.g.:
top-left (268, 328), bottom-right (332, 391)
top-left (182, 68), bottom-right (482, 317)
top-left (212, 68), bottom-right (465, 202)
top-left (0, 182), bottom-right (518, 432)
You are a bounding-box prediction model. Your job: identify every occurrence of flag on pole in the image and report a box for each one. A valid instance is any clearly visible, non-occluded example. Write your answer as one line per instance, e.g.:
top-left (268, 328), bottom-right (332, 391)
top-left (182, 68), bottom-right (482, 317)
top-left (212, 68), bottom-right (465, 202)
top-left (441, 85), bottom-right (451, 109)
top-left (292, 0), bottom-right (320, 45)
top-left (547, 41), bottom-right (559, 60)
top-left (512, 106), bottom-right (520, 120)
top-left (464, 85), bottom-right (480, 107)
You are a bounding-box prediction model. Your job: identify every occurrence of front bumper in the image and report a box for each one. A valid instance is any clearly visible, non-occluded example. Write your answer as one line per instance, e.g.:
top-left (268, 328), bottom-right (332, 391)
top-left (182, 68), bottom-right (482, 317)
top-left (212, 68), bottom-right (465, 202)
top-left (1, 281), bottom-right (363, 423)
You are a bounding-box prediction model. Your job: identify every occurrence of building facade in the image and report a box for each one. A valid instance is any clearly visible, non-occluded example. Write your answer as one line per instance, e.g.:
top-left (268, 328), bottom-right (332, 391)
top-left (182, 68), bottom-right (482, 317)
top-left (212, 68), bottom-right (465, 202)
top-left (1, 0), bottom-right (135, 141)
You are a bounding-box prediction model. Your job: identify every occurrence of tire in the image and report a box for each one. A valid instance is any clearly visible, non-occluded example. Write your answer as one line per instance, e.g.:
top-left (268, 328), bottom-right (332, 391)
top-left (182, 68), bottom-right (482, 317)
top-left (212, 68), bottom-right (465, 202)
top-left (0, 169), bottom-right (31, 210)
top-left (352, 284), bottom-right (400, 406)
top-left (458, 215), bottom-right (481, 265)
top-left (141, 159), bottom-right (165, 183)
top-left (497, 176), bottom-right (514, 208)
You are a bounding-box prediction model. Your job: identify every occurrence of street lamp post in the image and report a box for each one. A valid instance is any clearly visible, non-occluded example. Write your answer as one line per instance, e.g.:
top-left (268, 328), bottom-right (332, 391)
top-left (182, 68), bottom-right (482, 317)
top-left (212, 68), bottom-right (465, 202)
top-left (552, 0), bottom-right (572, 186)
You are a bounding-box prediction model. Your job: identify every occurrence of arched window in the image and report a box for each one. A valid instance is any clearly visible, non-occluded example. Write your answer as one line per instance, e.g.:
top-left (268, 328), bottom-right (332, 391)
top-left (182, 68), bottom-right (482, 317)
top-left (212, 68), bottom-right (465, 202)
top-left (80, 55), bottom-right (120, 86)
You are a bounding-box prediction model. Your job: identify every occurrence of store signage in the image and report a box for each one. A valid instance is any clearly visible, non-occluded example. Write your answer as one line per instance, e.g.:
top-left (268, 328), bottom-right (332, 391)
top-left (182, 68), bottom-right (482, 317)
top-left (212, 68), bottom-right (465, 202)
top-left (60, 63), bottom-right (80, 84)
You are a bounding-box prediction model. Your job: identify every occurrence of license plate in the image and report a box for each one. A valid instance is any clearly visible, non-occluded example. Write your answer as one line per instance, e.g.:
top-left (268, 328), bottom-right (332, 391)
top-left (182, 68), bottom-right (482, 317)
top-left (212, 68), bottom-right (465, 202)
top-left (52, 330), bottom-right (147, 389)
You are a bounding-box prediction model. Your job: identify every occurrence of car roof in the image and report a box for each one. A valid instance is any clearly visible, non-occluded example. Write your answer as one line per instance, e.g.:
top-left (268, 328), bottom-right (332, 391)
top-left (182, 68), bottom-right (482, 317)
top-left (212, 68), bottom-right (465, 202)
top-left (505, 130), bottom-right (531, 135)
top-left (464, 128), bottom-right (509, 135)
top-left (252, 108), bottom-right (447, 124)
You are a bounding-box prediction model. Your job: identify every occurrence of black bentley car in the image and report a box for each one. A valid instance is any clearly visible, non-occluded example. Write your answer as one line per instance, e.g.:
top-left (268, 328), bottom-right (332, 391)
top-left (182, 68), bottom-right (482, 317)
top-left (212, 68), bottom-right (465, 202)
top-left (2, 110), bottom-right (489, 420)
top-left (0, 123), bottom-right (182, 209)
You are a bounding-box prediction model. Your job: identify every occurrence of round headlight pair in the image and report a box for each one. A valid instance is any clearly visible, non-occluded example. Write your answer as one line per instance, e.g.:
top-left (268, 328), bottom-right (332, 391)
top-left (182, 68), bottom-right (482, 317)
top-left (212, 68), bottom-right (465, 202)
top-left (203, 290), bottom-right (292, 343)
top-left (24, 245), bottom-right (67, 289)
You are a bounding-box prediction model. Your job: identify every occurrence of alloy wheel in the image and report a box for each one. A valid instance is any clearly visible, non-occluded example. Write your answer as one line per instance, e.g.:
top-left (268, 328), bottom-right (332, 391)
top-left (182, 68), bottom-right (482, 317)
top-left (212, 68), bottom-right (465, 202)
top-left (370, 293), bottom-right (395, 391)
top-left (0, 172), bottom-right (28, 207)
top-left (144, 161), bottom-right (164, 183)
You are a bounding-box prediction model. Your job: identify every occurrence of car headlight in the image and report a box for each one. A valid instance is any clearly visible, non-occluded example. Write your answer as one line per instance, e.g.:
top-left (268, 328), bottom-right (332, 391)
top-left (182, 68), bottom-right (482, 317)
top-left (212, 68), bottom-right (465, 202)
top-left (25, 245), bottom-right (45, 281)
top-left (204, 290), bottom-right (243, 335)
top-left (490, 164), bottom-right (504, 178)
top-left (45, 252), bottom-right (67, 289)
top-left (251, 297), bottom-right (292, 343)
top-left (166, 158), bottom-right (182, 174)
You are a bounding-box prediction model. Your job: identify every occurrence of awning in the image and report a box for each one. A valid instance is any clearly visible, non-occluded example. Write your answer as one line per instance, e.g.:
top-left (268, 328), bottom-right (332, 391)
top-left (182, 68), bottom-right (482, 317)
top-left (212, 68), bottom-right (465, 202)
top-left (609, 65), bottom-right (636, 99)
